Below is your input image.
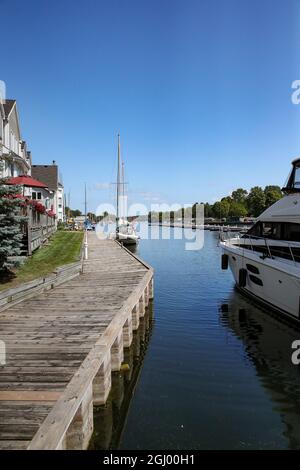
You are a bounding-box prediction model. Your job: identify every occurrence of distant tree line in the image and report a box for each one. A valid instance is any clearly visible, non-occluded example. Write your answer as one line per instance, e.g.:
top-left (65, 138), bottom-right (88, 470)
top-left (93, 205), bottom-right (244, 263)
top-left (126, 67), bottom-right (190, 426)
top-left (65, 207), bottom-right (83, 218)
top-left (65, 207), bottom-right (109, 222)
top-left (205, 186), bottom-right (283, 219)
top-left (148, 185), bottom-right (283, 222)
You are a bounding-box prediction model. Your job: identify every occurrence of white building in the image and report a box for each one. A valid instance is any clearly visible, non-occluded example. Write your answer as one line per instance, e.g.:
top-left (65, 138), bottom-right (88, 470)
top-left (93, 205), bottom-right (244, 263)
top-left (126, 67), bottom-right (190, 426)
top-left (31, 162), bottom-right (65, 223)
top-left (0, 99), bottom-right (31, 178)
top-left (0, 97), bottom-right (57, 254)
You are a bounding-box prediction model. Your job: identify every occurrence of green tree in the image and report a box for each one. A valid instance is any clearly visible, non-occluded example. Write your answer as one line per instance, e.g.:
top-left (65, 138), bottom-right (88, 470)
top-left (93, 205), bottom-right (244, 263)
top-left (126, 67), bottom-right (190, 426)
top-left (204, 203), bottom-right (213, 218)
top-left (220, 199), bottom-right (231, 218)
top-left (71, 209), bottom-right (82, 217)
top-left (228, 201), bottom-right (248, 217)
top-left (247, 186), bottom-right (266, 217)
top-left (212, 199), bottom-right (230, 219)
top-left (211, 202), bottom-right (221, 219)
top-left (0, 182), bottom-right (27, 271)
top-left (231, 188), bottom-right (248, 203)
top-left (264, 185), bottom-right (282, 209)
top-left (192, 202), bottom-right (199, 219)
top-left (87, 212), bottom-right (96, 222)
top-left (221, 196), bottom-right (233, 205)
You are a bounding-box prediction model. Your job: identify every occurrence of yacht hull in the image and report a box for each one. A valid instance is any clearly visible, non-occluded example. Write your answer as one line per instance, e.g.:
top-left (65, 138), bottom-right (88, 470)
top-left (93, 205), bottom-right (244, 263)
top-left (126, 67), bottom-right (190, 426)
top-left (117, 233), bottom-right (139, 246)
top-left (223, 245), bottom-right (300, 322)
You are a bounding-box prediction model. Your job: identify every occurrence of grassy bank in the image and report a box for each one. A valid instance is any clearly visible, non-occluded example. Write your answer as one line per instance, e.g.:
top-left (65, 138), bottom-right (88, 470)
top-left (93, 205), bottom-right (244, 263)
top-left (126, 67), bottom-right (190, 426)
top-left (0, 231), bottom-right (83, 291)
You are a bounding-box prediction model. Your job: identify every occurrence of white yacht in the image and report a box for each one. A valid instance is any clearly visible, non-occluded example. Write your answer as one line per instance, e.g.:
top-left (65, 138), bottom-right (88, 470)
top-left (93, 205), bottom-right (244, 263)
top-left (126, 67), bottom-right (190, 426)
top-left (221, 158), bottom-right (300, 322)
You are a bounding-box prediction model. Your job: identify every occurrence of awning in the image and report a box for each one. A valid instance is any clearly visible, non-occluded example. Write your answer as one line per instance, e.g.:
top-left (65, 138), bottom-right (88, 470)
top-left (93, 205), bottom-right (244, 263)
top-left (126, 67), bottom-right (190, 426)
top-left (5, 175), bottom-right (48, 188)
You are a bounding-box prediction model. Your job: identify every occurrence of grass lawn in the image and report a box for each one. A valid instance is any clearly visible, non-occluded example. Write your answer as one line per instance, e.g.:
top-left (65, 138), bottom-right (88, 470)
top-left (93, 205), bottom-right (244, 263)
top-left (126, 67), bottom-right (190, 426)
top-left (0, 231), bottom-right (83, 291)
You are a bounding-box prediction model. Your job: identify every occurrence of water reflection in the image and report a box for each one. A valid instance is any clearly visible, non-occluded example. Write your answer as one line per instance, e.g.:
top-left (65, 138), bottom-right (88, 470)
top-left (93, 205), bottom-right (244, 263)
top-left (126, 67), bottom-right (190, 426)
top-left (123, 243), bottom-right (138, 255)
top-left (220, 291), bottom-right (300, 449)
top-left (89, 303), bottom-right (154, 450)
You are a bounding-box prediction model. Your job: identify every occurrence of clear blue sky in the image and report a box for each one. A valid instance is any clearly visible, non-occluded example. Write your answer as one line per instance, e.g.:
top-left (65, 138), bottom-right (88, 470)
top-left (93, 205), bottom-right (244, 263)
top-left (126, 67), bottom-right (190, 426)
top-left (1, 0), bottom-right (300, 213)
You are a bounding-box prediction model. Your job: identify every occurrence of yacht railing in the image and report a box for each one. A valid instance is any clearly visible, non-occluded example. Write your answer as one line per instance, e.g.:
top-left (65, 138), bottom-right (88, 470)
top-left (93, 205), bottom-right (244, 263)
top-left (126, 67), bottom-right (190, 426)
top-left (220, 231), bottom-right (300, 266)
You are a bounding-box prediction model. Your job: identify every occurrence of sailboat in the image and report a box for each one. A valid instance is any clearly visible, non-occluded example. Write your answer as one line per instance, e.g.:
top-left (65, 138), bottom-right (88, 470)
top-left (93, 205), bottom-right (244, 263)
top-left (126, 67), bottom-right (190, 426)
top-left (115, 134), bottom-right (139, 246)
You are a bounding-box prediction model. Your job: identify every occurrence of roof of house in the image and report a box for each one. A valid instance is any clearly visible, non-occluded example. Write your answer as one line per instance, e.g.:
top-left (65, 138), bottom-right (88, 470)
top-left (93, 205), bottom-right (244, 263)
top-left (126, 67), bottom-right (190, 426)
top-left (3, 99), bottom-right (16, 118)
top-left (31, 165), bottom-right (59, 191)
top-left (5, 175), bottom-right (48, 188)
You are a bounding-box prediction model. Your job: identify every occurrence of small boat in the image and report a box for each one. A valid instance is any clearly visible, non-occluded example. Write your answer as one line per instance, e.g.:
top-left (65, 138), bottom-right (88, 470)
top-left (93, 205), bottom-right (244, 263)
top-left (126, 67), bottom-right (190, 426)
top-left (117, 219), bottom-right (139, 245)
top-left (115, 135), bottom-right (139, 246)
top-left (220, 158), bottom-right (300, 322)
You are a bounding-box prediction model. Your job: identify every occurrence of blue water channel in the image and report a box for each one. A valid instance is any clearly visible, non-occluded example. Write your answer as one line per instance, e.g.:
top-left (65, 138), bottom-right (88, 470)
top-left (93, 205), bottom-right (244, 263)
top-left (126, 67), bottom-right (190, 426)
top-left (91, 227), bottom-right (300, 450)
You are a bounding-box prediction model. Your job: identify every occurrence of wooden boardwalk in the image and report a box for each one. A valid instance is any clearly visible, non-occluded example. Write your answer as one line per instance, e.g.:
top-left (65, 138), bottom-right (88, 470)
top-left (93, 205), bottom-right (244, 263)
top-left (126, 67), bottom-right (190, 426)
top-left (0, 233), bottom-right (153, 450)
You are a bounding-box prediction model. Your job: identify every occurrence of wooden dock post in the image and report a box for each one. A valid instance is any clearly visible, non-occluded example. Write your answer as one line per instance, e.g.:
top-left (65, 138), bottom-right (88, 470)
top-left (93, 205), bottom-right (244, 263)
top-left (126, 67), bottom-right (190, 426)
top-left (132, 303), bottom-right (140, 330)
top-left (139, 316), bottom-right (146, 343)
top-left (111, 372), bottom-right (125, 409)
top-left (111, 331), bottom-right (124, 371)
top-left (123, 315), bottom-right (133, 348)
top-left (93, 351), bottom-right (112, 406)
top-left (149, 278), bottom-right (154, 300)
top-left (65, 383), bottom-right (94, 450)
top-left (144, 285), bottom-right (149, 307)
top-left (139, 293), bottom-right (145, 318)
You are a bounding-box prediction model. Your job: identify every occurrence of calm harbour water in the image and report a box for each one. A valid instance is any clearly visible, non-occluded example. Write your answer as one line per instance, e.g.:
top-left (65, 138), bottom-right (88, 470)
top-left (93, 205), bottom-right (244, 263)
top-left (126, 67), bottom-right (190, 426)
top-left (91, 227), bottom-right (300, 450)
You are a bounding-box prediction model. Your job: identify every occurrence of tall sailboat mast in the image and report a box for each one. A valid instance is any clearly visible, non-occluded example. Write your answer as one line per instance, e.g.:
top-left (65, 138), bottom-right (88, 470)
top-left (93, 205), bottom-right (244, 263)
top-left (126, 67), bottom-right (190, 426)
top-left (122, 161), bottom-right (125, 220)
top-left (116, 134), bottom-right (121, 234)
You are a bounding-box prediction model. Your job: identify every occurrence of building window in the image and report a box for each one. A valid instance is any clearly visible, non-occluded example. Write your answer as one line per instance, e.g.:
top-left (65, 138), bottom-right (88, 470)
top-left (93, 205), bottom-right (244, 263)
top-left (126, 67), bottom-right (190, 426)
top-left (9, 162), bottom-right (14, 176)
top-left (32, 191), bottom-right (42, 200)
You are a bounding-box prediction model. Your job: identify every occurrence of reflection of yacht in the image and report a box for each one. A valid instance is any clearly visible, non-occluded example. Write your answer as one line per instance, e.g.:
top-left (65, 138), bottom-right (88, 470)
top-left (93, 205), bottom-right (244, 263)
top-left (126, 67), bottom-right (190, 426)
top-left (220, 294), bottom-right (300, 449)
top-left (221, 159), bottom-right (300, 321)
top-left (115, 135), bottom-right (139, 246)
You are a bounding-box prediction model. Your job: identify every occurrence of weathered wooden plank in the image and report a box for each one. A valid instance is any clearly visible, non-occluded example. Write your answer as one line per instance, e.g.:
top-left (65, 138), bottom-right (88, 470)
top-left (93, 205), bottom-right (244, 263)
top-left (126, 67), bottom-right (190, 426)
top-left (0, 391), bottom-right (61, 401)
top-left (0, 424), bottom-right (41, 440)
top-left (0, 440), bottom-right (30, 450)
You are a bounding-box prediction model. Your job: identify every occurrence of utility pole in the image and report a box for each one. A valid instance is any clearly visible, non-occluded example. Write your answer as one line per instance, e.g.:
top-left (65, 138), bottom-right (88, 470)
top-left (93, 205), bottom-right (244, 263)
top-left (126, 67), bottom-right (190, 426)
top-left (84, 183), bottom-right (87, 222)
top-left (68, 191), bottom-right (71, 218)
top-left (84, 183), bottom-right (88, 260)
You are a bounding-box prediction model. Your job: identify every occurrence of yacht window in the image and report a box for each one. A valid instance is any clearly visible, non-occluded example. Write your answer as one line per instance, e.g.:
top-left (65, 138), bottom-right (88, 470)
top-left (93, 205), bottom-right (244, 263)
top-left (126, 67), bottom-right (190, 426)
top-left (261, 222), bottom-right (281, 239)
top-left (283, 223), bottom-right (300, 242)
top-left (293, 166), bottom-right (300, 189)
top-left (249, 275), bottom-right (263, 286)
top-left (247, 222), bottom-right (261, 237)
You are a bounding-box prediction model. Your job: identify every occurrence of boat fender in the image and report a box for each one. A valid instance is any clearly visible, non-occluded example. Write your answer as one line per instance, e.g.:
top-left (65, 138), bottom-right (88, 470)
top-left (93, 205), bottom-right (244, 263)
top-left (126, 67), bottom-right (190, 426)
top-left (239, 268), bottom-right (247, 288)
top-left (221, 254), bottom-right (229, 270)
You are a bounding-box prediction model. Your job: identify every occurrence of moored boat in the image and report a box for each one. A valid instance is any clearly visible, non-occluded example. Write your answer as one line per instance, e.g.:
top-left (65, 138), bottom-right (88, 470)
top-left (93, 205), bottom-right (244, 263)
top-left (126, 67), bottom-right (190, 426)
top-left (220, 158), bottom-right (300, 322)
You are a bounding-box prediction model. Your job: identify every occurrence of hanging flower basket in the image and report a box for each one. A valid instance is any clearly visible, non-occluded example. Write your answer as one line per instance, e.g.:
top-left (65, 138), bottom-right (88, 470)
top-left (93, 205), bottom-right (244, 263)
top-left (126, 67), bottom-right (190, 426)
top-left (28, 199), bottom-right (46, 214)
top-left (46, 210), bottom-right (56, 218)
